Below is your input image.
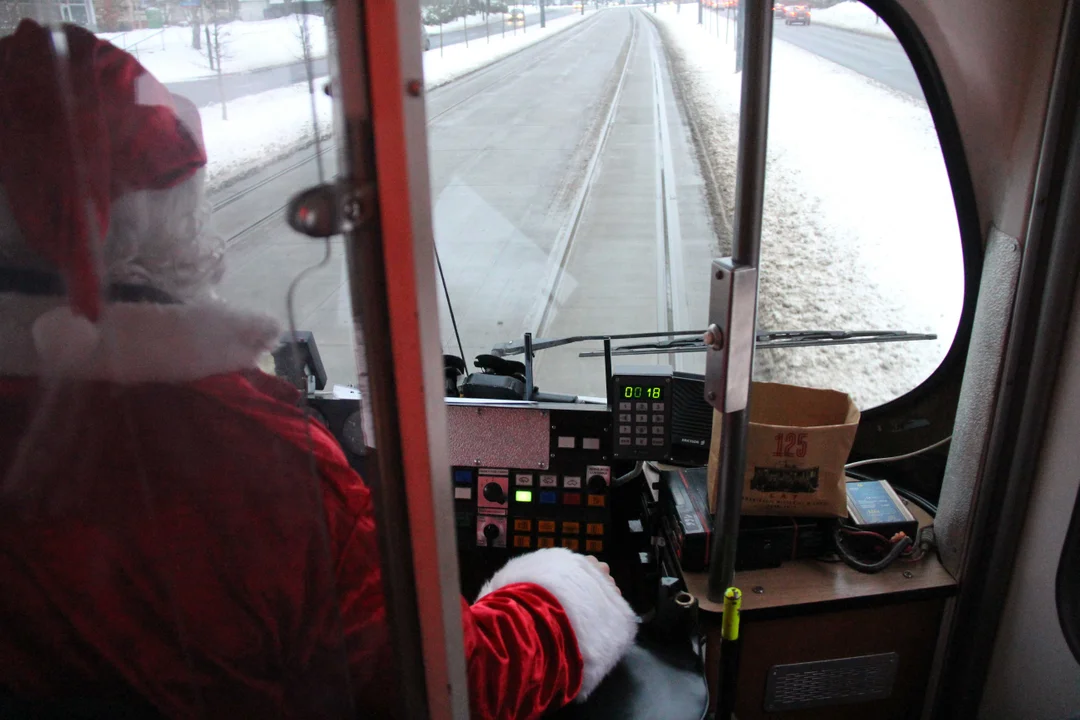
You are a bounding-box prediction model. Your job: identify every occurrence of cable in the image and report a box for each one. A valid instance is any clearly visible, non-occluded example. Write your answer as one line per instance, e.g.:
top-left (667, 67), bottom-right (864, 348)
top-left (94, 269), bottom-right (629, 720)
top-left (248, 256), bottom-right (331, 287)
top-left (832, 521), bottom-right (913, 574)
top-left (891, 485), bottom-right (938, 516)
top-left (845, 435), bottom-right (952, 470)
top-left (434, 244), bottom-right (466, 361)
top-left (611, 461), bottom-right (644, 488)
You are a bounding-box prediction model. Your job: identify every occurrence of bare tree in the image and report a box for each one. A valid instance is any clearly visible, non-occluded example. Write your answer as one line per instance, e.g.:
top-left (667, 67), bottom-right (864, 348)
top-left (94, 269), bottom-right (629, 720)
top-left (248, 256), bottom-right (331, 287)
top-left (200, 1), bottom-right (230, 119)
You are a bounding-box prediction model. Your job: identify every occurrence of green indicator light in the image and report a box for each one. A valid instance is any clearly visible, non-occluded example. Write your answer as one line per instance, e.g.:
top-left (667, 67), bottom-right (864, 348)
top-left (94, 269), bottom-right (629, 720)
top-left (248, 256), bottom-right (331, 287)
top-left (515, 490), bottom-right (533, 503)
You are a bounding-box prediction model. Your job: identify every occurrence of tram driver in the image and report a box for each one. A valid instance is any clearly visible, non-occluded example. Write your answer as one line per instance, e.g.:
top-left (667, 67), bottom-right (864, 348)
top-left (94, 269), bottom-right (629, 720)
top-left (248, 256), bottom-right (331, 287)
top-left (0, 20), bottom-right (637, 719)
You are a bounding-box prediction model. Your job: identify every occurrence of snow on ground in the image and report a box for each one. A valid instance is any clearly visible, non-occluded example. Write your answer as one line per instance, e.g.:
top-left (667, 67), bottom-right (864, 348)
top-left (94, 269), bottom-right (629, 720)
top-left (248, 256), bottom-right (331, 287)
top-left (652, 5), bottom-right (963, 408)
top-left (423, 10), bottom-right (592, 88)
top-left (201, 81), bottom-right (332, 192)
top-left (811, 2), bottom-right (897, 41)
top-left (100, 15), bottom-right (328, 83)
top-left (200, 10), bottom-right (592, 189)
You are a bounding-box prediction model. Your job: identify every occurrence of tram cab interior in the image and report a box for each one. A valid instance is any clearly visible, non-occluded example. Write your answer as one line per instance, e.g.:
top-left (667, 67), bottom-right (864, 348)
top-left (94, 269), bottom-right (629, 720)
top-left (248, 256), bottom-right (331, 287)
top-left (1, 0), bottom-right (1080, 717)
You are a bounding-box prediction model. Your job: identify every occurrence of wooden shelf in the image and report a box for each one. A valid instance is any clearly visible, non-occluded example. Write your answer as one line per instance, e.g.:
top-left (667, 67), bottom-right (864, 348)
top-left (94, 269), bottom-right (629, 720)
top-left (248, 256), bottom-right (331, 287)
top-left (683, 505), bottom-right (957, 616)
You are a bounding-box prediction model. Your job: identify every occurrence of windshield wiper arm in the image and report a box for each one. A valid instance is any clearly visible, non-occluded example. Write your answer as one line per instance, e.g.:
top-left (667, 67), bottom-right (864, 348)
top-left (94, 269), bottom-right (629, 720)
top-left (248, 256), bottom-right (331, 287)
top-left (491, 330), bottom-right (706, 357)
top-left (576, 329), bottom-right (937, 357)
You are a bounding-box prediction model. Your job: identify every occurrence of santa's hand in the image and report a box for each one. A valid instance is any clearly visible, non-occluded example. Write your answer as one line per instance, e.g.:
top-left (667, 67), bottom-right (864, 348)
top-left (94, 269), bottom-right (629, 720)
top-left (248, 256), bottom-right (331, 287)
top-left (585, 555), bottom-right (620, 596)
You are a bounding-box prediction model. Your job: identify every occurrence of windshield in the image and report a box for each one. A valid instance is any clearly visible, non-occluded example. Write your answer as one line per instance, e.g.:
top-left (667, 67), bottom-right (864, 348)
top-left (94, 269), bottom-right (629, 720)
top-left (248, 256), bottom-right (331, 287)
top-left (18, 0), bottom-right (963, 411)
top-left (428, 1), bottom-right (964, 409)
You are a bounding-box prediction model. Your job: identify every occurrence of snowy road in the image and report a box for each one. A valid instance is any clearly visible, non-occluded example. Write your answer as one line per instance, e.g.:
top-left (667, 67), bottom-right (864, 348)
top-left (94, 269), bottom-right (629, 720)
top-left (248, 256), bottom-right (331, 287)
top-left (209, 8), bottom-right (717, 396)
top-left (772, 20), bottom-right (923, 99)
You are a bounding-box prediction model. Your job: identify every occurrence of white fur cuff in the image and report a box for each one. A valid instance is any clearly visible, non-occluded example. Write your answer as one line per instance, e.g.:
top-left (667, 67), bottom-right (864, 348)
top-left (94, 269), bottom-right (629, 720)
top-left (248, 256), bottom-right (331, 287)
top-left (478, 548), bottom-right (639, 700)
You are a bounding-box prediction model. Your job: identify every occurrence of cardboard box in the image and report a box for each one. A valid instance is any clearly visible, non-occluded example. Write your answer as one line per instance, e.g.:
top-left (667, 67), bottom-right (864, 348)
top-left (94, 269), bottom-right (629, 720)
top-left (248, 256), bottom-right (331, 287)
top-left (708, 382), bottom-right (860, 517)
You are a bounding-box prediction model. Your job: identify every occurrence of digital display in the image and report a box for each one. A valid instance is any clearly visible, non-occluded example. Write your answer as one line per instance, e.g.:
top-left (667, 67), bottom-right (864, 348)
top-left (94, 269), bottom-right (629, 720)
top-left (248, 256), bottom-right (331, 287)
top-left (621, 385), bottom-right (664, 400)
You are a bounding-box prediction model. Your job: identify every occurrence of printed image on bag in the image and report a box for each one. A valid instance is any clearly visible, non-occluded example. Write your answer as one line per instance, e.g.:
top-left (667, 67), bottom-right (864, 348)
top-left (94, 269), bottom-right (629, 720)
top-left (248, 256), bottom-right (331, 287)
top-left (709, 382), bottom-right (860, 518)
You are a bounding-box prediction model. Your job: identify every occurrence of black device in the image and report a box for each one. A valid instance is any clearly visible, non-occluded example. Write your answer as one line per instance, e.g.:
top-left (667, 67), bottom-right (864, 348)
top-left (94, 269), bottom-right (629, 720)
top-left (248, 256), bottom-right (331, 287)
top-left (668, 372), bottom-right (713, 466)
top-left (658, 466), bottom-right (830, 572)
top-left (845, 479), bottom-right (919, 541)
top-left (611, 365), bottom-right (674, 460)
top-left (273, 331), bottom-right (328, 393)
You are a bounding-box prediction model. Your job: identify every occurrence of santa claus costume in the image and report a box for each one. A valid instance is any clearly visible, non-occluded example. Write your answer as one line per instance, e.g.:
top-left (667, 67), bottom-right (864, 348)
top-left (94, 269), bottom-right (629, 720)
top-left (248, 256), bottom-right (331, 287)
top-left (0, 19), bottom-right (637, 719)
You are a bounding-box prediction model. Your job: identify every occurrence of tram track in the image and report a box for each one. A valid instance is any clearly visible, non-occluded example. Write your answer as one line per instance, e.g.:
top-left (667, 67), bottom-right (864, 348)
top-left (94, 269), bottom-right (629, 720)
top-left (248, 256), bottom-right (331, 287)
top-left (526, 9), bottom-right (691, 376)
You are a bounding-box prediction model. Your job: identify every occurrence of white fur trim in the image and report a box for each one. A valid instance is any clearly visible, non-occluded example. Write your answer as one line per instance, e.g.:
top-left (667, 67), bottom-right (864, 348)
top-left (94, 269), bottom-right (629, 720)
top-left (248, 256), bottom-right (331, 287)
top-left (0, 293), bottom-right (279, 383)
top-left (478, 548), bottom-right (638, 700)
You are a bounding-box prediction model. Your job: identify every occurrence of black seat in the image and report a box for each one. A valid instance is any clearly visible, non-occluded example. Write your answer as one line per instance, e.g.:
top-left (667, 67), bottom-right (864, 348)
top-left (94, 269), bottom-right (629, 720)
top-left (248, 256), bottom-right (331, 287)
top-left (547, 631), bottom-right (708, 720)
top-left (2, 632), bottom-right (707, 720)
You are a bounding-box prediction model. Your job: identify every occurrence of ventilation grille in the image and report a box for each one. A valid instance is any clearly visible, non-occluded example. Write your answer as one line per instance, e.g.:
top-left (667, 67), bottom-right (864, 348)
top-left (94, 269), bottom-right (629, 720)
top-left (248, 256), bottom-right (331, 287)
top-left (764, 653), bottom-right (899, 712)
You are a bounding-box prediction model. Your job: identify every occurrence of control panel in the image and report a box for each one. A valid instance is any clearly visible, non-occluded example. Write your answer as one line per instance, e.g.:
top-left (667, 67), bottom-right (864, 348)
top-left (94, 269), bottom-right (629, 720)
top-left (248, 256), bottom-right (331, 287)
top-left (611, 365), bottom-right (673, 460)
top-left (452, 405), bottom-right (613, 569)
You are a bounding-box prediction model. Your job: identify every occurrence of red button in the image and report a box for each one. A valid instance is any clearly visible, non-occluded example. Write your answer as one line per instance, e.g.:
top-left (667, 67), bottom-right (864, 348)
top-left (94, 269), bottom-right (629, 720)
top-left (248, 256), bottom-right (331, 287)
top-left (563, 493), bottom-right (581, 505)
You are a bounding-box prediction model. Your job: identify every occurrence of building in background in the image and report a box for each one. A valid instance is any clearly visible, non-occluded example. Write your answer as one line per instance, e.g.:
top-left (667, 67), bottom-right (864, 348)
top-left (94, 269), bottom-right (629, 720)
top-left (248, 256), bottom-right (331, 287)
top-left (1, 0), bottom-right (98, 31)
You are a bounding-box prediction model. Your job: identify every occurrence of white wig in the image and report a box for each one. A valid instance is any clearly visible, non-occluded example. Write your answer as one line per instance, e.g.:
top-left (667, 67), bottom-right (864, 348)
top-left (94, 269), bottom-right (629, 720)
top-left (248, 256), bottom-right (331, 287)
top-left (0, 168), bottom-right (224, 302)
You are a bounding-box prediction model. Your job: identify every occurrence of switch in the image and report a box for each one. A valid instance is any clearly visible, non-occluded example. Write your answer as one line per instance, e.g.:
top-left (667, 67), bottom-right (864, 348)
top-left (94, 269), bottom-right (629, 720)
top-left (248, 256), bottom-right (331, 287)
top-left (586, 540), bottom-right (603, 553)
top-left (588, 495), bottom-right (605, 507)
top-left (539, 491), bottom-right (557, 504)
top-left (587, 475), bottom-right (607, 494)
top-left (537, 537), bottom-right (555, 548)
top-left (563, 493), bottom-right (581, 506)
top-left (538, 520), bottom-right (556, 534)
top-left (513, 536), bottom-right (532, 548)
top-left (562, 521), bottom-right (580, 534)
top-left (587, 523), bottom-right (604, 536)
top-left (483, 523), bottom-right (501, 542)
top-left (562, 538), bottom-right (580, 551)
top-left (513, 519), bottom-right (532, 532)
top-left (483, 482), bottom-right (506, 504)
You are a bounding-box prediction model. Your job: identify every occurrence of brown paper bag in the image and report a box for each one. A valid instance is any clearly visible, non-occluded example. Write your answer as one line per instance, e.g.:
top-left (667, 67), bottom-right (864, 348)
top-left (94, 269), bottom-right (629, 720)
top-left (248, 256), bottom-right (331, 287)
top-left (708, 382), bottom-right (860, 517)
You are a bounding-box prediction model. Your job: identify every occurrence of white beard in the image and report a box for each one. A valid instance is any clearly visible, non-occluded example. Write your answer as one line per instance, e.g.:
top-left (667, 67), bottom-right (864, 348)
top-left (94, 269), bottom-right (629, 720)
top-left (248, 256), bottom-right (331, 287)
top-left (0, 168), bottom-right (223, 302)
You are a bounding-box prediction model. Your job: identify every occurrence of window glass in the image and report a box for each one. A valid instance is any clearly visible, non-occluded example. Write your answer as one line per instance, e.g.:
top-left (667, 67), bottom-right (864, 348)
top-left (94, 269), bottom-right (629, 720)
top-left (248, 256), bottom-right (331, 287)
top-left (429, 0), bottom-right (963, 410)
top-left (0, 4), bottom-right (395, 714)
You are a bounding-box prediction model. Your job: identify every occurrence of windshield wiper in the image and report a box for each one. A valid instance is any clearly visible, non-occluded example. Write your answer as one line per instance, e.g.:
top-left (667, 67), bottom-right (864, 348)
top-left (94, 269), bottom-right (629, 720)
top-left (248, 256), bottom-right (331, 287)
top-left (578, 329), bottom-right (937, 357)
top-left (491, 329), bottom-right (936, 358)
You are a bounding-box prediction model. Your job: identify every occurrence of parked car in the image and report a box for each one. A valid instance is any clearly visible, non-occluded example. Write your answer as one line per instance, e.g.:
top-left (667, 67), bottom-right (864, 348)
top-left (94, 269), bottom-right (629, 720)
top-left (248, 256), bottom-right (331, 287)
top-left (784, 4), bottom-right (810, 24)
top-left (773, 3), bottom-right (786, 18)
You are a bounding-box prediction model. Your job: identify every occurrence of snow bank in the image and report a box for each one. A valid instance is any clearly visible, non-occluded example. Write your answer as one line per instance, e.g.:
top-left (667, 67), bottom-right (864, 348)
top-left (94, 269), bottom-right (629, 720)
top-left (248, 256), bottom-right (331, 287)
top-left (651, 5), bottom-right (963, 408)
top-left (99, 15), bottom-right (328, 83)
top-left (200, 81), bottom-right (332, 192)
top-left (424, 10), bottom-right (592, 88)
top-left (811, 2), bottom-right (897, 41)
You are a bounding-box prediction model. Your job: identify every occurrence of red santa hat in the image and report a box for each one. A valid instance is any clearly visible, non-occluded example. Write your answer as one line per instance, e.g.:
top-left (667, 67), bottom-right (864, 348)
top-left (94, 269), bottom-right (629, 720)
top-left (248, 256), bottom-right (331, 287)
top-left (0, 19), bottom-right (207, 323)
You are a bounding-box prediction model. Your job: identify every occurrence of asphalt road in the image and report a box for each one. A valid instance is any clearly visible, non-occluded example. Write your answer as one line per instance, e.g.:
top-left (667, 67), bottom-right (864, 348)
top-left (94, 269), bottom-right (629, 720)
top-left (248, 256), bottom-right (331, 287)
top-left (772, 17), bottom-right (923, 99)
top-left (210, 8), bottom-right (715, 395)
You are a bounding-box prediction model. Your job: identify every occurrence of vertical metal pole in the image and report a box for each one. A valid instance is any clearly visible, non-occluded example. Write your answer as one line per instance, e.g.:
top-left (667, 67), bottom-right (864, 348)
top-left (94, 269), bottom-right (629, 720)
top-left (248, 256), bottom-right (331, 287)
top-left (604, 337), bottom-right (613, 407)
top-left (540, 0), bottom-right (545, 28)
top-left (486, 0), bottom-right (491, 41)
top-left (698, 0), bottom-right (702, 24)
top-left (705, 0), bottom-right (772, 602)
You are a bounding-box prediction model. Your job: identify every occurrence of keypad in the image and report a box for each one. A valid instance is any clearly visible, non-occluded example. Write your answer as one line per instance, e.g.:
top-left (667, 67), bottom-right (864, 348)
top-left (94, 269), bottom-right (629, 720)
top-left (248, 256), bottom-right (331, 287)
top-left (614, 387), bottom-right (668, 456)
